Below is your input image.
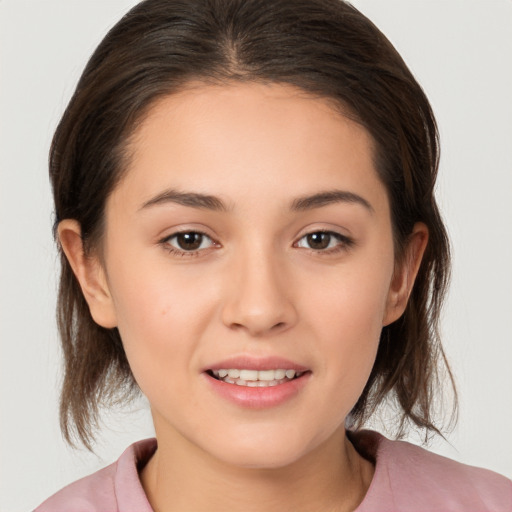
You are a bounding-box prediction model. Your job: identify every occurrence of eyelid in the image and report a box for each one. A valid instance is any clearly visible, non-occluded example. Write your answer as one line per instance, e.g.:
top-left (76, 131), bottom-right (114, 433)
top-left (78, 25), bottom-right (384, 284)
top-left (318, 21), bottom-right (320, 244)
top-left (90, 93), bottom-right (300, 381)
top-left (293, 229), bottom-right (355, 253)
top-left (158, 226), bottom-right (354, 258)
top-left (159, 229), bottom-right (220, 257)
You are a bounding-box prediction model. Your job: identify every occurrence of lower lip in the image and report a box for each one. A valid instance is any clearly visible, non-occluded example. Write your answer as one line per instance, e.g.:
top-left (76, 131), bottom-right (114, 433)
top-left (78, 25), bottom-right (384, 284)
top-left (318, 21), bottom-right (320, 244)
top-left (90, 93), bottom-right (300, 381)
top-left (203, 372), bottom-right (311, 409)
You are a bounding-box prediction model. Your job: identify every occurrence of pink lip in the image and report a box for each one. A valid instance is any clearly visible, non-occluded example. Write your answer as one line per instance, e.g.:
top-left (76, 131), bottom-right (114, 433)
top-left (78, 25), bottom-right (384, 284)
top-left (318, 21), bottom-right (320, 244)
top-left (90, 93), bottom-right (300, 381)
top-left (203, 356), bottom-right (309, 372)
top-left (202, 355), bottom-right (311, 409)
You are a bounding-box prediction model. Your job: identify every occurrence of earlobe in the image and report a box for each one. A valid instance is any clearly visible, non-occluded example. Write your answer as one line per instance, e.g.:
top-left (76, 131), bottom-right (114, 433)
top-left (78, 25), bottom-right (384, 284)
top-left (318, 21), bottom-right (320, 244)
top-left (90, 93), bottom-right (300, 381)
top-left (58, 220), bottom-right (118, 328)
top-left (383, 222), bottom-right (429, 326)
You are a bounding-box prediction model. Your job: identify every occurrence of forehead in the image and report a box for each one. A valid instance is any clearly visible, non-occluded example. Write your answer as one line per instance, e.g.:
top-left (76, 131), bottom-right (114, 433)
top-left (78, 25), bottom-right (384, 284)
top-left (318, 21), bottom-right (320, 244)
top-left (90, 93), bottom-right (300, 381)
top-left (114, 82), bottom-right (387, 216)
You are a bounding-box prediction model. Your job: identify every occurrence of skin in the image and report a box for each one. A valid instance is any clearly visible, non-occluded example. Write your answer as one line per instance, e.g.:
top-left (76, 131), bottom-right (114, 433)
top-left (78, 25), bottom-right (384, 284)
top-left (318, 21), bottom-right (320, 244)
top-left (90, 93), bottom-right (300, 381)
top-left (60, 82), bottom-right (427, 512)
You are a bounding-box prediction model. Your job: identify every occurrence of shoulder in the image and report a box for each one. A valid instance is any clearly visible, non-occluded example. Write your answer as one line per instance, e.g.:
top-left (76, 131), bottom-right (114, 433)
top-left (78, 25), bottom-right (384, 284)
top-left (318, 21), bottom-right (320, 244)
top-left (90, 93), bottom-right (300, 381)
top-left (352, 430), bottom-right (512, 512)
top-left (34, 438), bottom-right (156, 512)
top-left (383, 435), bottom-right (512, 511)
top-left (34, 462), bottom-right (118, 512)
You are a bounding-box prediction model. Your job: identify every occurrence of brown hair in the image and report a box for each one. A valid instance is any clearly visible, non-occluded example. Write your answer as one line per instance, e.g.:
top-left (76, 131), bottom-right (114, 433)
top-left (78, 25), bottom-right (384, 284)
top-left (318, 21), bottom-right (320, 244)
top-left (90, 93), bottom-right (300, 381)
top-left (51, 0), bottom-right (456, 450)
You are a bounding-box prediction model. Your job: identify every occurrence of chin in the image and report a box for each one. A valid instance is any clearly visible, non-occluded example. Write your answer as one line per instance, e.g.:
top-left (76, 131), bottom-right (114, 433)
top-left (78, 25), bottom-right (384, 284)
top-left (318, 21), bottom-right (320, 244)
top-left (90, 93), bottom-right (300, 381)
top-left (203, 424), bottom-right (335, 470)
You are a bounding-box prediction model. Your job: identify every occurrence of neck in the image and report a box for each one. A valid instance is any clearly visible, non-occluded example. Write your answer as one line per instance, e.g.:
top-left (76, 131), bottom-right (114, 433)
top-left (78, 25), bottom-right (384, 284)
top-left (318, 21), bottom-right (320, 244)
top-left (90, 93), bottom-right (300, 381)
top-left (140, 425), bottom-right (374, 512)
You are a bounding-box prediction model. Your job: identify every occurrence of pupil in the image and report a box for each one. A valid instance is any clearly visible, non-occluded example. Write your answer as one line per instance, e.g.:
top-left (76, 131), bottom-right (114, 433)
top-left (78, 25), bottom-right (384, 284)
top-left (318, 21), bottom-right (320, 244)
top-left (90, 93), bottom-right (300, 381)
top-left (308, 232), bottom-right (330, 250)
top-left (177, 232), bottom-right (202, 250)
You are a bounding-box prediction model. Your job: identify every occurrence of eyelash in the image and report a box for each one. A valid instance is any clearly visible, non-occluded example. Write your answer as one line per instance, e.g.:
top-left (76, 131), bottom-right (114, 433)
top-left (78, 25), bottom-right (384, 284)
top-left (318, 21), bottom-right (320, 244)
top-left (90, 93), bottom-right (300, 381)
top-left (294, 231), bottom-right (354, 254)
top-left (159, 230), bottom-right (354, 258)
top-left (160, 230), bottom-right (217, 258)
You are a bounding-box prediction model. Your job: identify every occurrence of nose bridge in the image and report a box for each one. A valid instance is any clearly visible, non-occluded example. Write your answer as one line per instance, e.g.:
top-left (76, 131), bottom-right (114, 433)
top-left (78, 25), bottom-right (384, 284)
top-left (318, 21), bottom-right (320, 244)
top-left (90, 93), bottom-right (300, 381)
top-left (221, 237), bottom-right (297, 336)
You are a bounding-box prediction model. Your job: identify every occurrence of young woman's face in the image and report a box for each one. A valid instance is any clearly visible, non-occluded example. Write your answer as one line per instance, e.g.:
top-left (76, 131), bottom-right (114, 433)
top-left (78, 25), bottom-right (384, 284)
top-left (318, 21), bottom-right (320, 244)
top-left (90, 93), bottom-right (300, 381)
top-left (83, 83), bottom-right (419, 468)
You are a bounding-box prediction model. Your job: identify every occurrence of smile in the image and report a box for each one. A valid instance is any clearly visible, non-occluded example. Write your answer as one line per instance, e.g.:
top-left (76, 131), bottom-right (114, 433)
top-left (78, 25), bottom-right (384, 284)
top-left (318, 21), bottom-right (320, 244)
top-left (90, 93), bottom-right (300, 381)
top-left (204, 357), bottom-right (311, 408)
top-left (209, 368), bottom-right (305, 387)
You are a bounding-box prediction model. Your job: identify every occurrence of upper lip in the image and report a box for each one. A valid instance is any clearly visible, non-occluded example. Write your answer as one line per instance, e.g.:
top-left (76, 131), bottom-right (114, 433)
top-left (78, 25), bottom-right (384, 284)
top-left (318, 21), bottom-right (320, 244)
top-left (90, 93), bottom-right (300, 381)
top-left (204, 356), bottom-right (310, 372)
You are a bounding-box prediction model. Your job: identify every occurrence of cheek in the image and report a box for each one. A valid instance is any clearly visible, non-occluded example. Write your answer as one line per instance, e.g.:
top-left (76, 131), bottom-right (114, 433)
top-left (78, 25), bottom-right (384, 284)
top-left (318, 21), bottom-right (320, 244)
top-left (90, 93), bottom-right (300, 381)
top-left (303, 253), bottom-right (393, 388)
top-left (307, 252), bottom-right (393, 339)
top-left (107, 258), bottom-right (219, 389)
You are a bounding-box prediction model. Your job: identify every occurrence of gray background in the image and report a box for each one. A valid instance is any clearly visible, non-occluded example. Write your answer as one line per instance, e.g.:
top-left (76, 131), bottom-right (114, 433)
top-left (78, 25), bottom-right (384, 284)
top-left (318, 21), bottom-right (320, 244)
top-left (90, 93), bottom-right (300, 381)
top-left (1, 1), bottom-right (511, 510)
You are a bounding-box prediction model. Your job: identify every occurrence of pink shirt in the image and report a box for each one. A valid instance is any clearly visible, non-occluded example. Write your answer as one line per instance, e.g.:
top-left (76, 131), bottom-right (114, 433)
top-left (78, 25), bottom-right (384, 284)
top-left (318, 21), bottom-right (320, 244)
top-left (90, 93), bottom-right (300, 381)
top-left (35, 430), bottom-right (512, 511)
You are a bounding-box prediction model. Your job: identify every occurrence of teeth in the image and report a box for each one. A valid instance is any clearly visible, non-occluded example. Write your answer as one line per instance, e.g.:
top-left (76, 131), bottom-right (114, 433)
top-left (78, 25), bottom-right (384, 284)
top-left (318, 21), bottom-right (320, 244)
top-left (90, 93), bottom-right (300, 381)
top-left (258, 370), bottom-right (275, 381)
top-left (274, 369), bottom-right (286, 379)
top-left (211, 368), bottom-right (304, 386)
top-left (240, 369), bottom-right (258, 381)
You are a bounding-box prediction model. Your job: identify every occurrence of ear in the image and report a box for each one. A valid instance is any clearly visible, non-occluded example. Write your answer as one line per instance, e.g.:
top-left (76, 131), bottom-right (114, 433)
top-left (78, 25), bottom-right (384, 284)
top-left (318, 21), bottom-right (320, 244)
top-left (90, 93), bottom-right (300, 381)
top-left (58, 219), bottom-right (118, 328)
top-left (383, 222), bottom-right (429, 326)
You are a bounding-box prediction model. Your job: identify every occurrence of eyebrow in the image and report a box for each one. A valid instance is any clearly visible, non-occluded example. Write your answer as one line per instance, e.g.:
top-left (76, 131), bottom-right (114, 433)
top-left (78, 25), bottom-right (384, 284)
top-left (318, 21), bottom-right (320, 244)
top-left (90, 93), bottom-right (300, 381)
top-left (141, 189), bottom-right (230, 211)
top-left (140, 188), bottom-right (373, 214)
top-left (290, 190), bottom-right (374, 214)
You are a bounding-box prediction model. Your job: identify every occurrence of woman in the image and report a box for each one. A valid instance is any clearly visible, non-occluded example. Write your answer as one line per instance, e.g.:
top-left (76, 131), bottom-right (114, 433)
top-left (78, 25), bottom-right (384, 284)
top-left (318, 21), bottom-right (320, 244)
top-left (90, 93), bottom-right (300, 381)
top-left (34, 0), bottom-right (511, 510)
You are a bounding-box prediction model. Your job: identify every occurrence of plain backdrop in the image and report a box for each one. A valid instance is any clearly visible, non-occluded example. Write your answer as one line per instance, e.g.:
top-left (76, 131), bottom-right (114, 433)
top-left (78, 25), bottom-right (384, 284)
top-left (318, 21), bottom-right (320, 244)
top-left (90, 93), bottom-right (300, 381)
top-left (1, 1), bottom-right (511, 510)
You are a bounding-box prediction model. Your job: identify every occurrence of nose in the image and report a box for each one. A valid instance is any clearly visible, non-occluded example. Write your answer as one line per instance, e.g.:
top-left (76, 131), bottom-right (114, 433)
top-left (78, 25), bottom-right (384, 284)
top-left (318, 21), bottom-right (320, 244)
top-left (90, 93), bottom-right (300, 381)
top-left (220, 246), bottom-right (298, 337)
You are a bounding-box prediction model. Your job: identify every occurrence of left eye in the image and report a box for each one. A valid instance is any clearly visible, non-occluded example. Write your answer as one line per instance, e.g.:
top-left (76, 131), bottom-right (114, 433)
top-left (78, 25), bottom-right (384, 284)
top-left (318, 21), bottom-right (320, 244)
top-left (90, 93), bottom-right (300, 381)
top-left (165, 232), bottom-right (214, 251)
top-left (296, 231), bottom-right (347, 251)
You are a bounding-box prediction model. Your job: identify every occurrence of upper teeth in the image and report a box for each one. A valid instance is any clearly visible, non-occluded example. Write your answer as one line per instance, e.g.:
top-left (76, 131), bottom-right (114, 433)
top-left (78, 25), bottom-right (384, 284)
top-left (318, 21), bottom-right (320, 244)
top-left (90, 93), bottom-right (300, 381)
top-left (213, 369), bottom-right (299, 381)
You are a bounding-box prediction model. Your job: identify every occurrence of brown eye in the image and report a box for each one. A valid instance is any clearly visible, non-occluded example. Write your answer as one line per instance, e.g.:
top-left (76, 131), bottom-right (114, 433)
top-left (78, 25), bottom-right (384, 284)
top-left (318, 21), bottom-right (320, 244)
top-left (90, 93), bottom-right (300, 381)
top-left (177, 232), bottom-right (203, 250)
top-left (166, 232), bottom-right (214, 252)
top-left (306, 232), bottom-right (331, 250)
top-left (296, 231), bottom-right (351, 252)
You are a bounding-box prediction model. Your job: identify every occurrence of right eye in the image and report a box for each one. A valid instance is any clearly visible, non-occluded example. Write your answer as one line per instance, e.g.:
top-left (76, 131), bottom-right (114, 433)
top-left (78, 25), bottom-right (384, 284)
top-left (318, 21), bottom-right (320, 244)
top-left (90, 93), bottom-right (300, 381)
top-left (161, 231), bottom-right (216, 256)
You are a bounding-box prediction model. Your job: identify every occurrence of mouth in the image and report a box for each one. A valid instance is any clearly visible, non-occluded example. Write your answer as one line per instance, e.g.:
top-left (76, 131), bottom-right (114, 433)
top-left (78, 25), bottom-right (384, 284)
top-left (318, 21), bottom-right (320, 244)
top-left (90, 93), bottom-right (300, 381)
top-left (206, 368), bottom-right (307, 387)
top-left (203, 357), bottom-right (311, 408)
